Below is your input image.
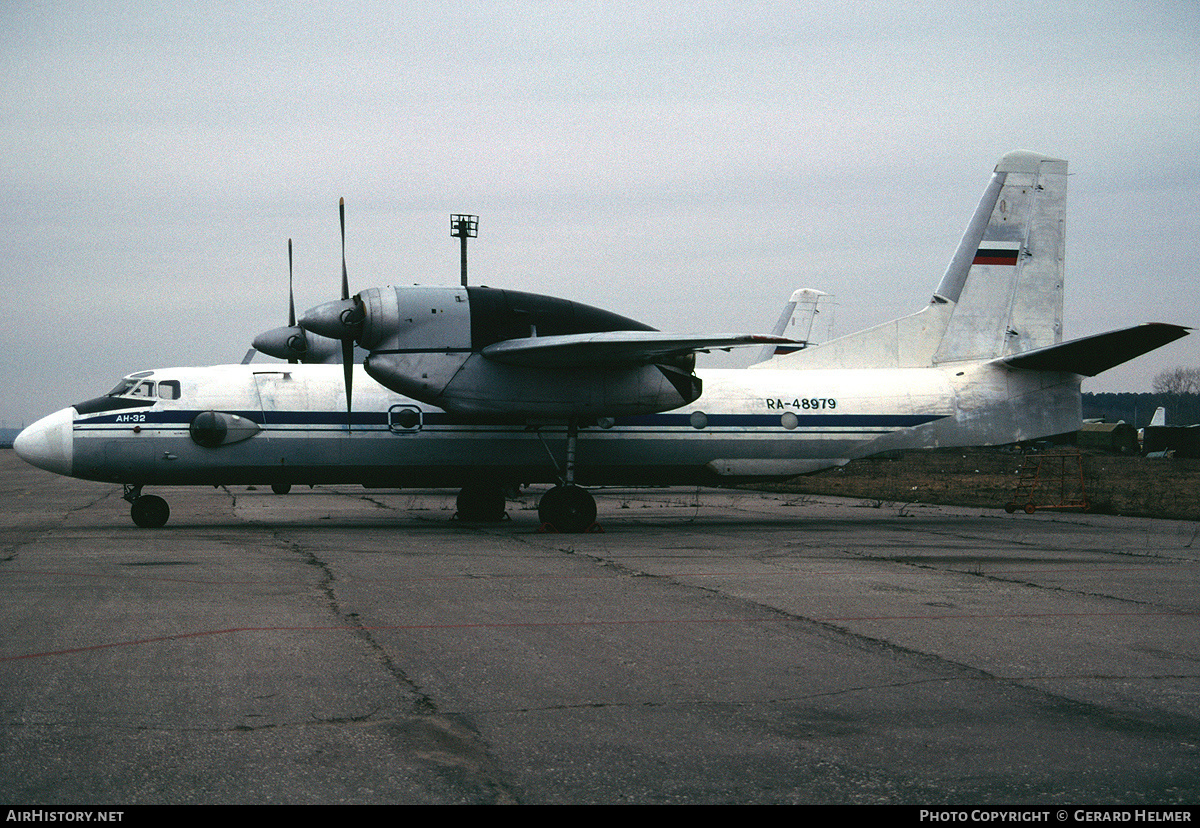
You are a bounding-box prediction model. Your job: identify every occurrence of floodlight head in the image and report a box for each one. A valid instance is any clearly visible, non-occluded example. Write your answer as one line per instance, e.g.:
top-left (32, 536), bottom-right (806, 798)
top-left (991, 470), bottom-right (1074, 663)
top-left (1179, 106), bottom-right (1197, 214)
top-left (451, 214), bottom-right (479, 238)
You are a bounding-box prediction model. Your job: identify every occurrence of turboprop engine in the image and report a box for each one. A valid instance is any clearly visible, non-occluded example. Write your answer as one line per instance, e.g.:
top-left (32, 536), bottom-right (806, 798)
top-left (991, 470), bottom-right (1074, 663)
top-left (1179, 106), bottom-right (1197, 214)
top-left (300, 285), bottom-right (704, 418)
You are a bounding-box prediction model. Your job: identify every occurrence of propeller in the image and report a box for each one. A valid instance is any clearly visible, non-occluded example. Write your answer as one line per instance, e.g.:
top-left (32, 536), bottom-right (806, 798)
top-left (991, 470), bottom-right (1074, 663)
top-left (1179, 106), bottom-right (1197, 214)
top-left (288, 239), bottom-right (296, 320)
top-left (251, 238), bottom-right (311, 362)
top-left (286, 238), bottom-right (302, 364)
top-left (298, 198), bottom-right (363, 430)
top-left (339, 199), bottom-right (355, 423)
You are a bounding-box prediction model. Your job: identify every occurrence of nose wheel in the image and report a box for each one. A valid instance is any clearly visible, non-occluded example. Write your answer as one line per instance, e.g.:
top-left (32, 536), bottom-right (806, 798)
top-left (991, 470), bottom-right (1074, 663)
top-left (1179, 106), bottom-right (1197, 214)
top-left (124, 486), bottom-right (170, 528)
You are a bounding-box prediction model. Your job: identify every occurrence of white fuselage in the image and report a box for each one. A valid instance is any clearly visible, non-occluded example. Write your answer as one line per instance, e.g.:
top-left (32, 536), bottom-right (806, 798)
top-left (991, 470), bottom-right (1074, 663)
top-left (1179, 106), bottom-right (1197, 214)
top-left (14, 361), bottom-right (1082, 490)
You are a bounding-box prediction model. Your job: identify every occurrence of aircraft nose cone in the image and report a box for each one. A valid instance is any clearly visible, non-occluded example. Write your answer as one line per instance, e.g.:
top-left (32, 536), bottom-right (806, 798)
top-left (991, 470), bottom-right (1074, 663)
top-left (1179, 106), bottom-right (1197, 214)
top-left (14, 407), bottom-right (74, 476)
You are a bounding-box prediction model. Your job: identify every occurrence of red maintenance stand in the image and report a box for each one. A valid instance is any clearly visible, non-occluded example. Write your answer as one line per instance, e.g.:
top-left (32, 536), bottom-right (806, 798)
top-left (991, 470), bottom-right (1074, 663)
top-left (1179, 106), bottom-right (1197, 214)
top-left (1006, 450), bottom-right (1090, 514)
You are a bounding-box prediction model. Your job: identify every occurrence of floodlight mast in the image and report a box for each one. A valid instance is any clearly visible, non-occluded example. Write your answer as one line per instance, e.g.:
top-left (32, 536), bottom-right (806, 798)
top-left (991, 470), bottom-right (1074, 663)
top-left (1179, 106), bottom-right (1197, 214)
top-left (450, 214), bottom-right (478, 287)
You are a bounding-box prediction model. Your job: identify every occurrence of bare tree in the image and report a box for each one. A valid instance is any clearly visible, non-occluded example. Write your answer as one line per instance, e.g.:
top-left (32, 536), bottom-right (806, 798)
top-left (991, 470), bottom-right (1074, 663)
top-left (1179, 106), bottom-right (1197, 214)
top-left (1152, 367), bottom-right (1200, 394)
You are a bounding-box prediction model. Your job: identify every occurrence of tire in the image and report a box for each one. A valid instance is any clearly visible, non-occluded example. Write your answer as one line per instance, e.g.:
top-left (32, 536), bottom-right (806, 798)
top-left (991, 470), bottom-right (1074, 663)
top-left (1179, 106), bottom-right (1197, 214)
top-left (131, 495), bottom-right (170, 529)
top-left (538, 485), bottom-right (597, 533)
top-left (456, 481), bottom-right (507, 522)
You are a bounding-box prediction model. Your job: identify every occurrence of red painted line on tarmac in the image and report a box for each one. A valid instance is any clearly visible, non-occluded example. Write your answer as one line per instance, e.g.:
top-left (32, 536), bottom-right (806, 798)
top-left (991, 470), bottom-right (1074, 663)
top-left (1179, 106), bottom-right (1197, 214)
top-left (0, 568), bottom-right (306, 587)
top-left (819, 610), bottom-right (1198, 622)
top-left (4, 561), bottom-right (1192, 590)
top-left (6, 607), bottom-right (1199, 664)
top-left (0, 617), bottom-right (761, 663)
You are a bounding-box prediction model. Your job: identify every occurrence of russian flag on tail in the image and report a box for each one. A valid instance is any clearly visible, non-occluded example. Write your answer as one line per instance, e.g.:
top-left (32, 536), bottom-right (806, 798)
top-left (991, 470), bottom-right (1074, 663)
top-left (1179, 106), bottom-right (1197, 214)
top-left (973, 240), bottom-right (1021, 266)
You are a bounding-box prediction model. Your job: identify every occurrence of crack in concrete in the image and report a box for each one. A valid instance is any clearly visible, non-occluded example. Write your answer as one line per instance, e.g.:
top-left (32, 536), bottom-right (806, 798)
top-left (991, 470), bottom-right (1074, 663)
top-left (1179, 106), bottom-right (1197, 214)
top-left (271, 529), bottom-right (522, 803)
top-left (498, 525), bottom-right (1200, 745)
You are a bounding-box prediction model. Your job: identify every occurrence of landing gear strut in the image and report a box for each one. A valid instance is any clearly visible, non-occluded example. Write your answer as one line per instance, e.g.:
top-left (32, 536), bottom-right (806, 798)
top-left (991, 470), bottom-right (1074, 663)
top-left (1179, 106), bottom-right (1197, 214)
top-left (536, 418), bottom-right (599, 533)
top-left (124, 485), bottom-right (170, 528)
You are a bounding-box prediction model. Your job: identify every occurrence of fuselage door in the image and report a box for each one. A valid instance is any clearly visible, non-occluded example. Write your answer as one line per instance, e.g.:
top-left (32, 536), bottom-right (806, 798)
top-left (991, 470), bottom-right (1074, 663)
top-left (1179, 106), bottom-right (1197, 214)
top-left (252, 371), bottom-right (308, 425)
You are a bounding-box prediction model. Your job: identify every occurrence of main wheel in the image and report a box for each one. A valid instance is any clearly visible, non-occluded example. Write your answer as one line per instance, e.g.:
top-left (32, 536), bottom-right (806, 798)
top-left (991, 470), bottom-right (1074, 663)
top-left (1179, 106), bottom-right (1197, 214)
top-left (271, 483), bottom-right (292, 495)
top-left (538, 485), bottom-right (597, 533)
top-left (130, 495), bottom-right (170, 529)
top-left (456, 481), bottom-right (507, 522)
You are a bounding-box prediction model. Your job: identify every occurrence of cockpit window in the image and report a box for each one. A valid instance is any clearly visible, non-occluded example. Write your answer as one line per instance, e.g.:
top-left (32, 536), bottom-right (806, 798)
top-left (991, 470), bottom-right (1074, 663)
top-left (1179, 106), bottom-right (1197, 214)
top-left (105, 378), bottom-right (180, 400)
top-left (106, 379), bottom-right (139, 396)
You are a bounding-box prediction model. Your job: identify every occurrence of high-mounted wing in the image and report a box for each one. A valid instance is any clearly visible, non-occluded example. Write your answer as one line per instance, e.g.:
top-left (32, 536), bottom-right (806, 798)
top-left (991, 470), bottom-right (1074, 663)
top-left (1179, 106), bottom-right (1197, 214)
top-left (481, 331), bottom-right (797, 368)
top-left (298, 283), bottom-right (797, 418)
top-left (282, 203), bottom-right (795, 418)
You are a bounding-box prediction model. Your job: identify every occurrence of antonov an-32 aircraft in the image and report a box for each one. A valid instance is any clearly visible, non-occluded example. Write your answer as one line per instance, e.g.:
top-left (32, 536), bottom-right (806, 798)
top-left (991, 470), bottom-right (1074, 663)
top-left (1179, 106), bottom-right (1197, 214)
top-left (14, 151), bottom-right (1188, 531)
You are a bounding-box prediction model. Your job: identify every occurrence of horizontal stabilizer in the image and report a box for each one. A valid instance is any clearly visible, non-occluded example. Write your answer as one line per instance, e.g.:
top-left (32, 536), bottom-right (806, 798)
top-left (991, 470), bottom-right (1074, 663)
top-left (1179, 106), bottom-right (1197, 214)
top-left (997, 323), bottom-right (1189, 376)
top-left (482, 331), bottom-right (797, 368)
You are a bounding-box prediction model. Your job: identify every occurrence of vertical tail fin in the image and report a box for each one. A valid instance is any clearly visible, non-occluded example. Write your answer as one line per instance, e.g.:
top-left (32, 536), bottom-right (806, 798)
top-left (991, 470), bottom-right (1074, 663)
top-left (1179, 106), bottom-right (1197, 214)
top-left (933, 151), bottom-right (1067, 363)
top-left (758, 150), bottom-right (1068, 370)
top-left (753, 288), bottom-right (828, 363)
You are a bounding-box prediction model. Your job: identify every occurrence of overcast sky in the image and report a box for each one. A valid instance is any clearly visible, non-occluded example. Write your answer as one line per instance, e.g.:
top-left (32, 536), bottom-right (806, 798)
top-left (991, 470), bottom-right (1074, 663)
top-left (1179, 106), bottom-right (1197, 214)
top-left (2, 1), bottom-right (1197, 428)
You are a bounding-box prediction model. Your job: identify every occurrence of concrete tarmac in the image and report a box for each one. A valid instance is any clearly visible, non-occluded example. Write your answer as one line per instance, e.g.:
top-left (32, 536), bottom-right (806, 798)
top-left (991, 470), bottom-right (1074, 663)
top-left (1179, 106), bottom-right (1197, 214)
top-left (1, 449), bottom-right (1198, 805)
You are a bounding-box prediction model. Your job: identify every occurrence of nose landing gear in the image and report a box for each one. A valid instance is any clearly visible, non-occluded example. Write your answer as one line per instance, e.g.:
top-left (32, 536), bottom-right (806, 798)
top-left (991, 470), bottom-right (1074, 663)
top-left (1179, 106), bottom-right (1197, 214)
top-left (124, 485), bottom-right (170, 528)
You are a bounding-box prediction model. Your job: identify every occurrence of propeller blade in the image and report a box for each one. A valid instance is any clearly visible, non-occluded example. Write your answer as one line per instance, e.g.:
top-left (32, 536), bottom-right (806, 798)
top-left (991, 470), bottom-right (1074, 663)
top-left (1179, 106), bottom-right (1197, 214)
top-left (287, 238), bottom-right (299, 363)
top-left (342, 339), bottom-right (354, 430)
top-left (340, 197), bottom-right (348, 301)
top-left (287, 238), bottom-right (295, 326)
top-left (339, 198), bottom-right (352, 430)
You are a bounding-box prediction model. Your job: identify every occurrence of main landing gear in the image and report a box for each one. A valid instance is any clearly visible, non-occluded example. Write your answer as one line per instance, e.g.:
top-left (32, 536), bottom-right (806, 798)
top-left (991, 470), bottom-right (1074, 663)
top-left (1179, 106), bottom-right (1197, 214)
top-left (454, 481), bottom-right (508, 523)
top-left (537, 483), bottom-right (597, 534)
top-left (124, 485), bottom-right (170, 529)
top-left (452, 480), bottom-right (598, 533)
top-left (453, 418), bottom-right (600, 533)
top-left (535, 418), bottom-right (599, 534)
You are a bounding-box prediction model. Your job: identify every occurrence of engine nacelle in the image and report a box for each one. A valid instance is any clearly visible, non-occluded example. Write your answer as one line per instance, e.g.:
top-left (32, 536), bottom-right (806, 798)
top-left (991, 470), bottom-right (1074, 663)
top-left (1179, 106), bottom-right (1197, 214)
top-left (357, 286), bottom-right (472, 352)
top-left (365, 352), bottom-right (701, 417)
top-left (308, 283), bottom-right (706, 417)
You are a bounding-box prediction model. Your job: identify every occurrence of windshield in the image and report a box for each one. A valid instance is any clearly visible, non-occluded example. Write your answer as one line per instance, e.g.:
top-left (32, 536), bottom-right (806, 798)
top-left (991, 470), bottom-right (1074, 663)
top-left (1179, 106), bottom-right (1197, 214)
top-left (105, 376), bottom-right (178, 399)
top-left (106, 379), bottom-right (140, 396)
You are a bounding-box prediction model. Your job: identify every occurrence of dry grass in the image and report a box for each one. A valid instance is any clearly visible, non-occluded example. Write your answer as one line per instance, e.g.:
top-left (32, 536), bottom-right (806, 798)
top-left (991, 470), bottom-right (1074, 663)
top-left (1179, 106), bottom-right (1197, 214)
top-left (757, 447), bottom-right (1200, 521)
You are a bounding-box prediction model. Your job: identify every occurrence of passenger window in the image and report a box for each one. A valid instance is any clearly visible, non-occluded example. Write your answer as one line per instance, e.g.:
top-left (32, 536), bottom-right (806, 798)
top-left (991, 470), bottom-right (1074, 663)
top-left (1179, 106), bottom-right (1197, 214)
top-left (158, 380), bottom-right (180, 400)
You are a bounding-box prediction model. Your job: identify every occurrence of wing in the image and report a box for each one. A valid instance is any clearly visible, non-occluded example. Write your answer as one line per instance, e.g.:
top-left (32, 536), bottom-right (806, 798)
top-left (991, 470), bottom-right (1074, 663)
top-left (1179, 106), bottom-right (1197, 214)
top-left (481, 331), bottom-right (800, 368)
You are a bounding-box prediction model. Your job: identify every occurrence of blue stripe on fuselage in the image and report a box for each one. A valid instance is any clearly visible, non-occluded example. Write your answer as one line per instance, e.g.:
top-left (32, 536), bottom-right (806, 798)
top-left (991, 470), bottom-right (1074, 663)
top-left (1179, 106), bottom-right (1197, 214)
top-left (72, 409), bottom-right (945, 431)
